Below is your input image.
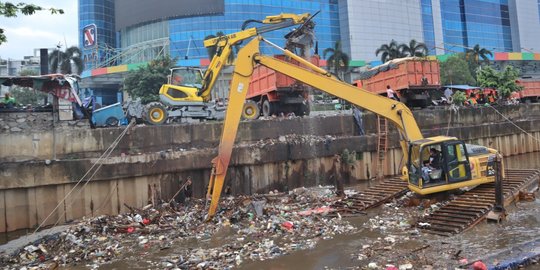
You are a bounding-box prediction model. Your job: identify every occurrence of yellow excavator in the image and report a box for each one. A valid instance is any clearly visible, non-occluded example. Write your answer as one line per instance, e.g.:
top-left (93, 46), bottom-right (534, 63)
top-left (143, 13), bottom-right (316, 124)
top-left (196, 21), bottom-right (502, 219)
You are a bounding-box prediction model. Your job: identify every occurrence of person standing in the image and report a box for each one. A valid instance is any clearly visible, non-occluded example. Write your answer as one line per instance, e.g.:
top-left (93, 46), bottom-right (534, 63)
top-left (444, 88), bottom-right (453, 103)
top-left (3, 92), bottom-right (16, 108)
top-left (386, 85), bottom-right (399, 101)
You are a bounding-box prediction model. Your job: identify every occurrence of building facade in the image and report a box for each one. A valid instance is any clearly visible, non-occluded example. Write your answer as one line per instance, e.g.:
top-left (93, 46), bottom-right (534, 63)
top-left (338, 0), bottom-right (540, 64)
top-left (79, 0), bottom-right (540, 66)
top-left (78, 0), bottom-right (340, 69)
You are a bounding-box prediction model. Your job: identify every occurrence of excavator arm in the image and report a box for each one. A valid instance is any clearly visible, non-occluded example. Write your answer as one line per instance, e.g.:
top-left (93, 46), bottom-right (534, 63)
top-left (197, 13), bottom-right (312, 102)
top-left (206, 36), bottom-right (424, 219)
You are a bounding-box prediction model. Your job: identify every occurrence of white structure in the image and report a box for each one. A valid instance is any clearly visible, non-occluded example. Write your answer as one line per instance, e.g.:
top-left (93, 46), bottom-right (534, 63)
top-left (509, 0), bottom-right (540, 53)
top-left (338, 0), bottom-right (424, 62)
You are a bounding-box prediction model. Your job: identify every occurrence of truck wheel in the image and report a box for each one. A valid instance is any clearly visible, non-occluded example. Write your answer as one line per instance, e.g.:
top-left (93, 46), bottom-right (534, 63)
top-left (105, 117), bottom-right (119, 127)
top-left (242, 100), bottom-right (260, 120)
top-left (262, 100), bottom-right (274, 117)
top-left (144, 102), bottom-right (168, 125)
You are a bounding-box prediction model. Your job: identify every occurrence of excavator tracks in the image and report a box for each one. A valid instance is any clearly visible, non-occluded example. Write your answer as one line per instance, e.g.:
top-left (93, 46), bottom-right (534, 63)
top-left (331, 178), bottom-right (409, 217)
top-left (419, 169), bottom-right (540, 236)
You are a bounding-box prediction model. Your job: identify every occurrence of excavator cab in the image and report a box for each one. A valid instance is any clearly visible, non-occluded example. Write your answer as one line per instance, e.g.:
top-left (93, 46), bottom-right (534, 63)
top-left (160, 67), bottom-right (205, 106)
top-left (169, 67), bottom-right (204, 88)
top-left (407, 138), bottom-right (474, 194)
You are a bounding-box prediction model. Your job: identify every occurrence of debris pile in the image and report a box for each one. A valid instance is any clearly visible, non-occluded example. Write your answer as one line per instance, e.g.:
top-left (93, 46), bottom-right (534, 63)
top-left (1, 186), bottom-right (356, 269)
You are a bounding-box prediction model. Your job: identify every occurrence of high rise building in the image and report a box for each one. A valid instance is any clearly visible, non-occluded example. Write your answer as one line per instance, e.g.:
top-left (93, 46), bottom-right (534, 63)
top-left (338, 0), bottom-right (540, 63)
top-left (78, 0), bottom-right (339, 70)
top-left (79, 0), bottom-right (116, 69)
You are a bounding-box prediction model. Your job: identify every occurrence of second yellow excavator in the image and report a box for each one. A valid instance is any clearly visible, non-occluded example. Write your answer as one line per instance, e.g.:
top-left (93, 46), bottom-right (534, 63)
top-left (142, 13), bottom-right (316, 124)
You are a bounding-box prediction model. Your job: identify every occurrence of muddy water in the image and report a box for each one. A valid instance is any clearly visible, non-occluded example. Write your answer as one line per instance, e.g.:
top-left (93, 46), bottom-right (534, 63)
top-left (239, 152), bottom-right (540, 269)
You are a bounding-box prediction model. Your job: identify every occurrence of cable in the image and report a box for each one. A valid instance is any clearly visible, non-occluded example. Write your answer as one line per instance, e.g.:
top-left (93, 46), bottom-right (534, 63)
top-left (32, 120), bottom-right (134, 234)
top-left (487, 104), bottom-right (540, 146)
top-left (48, 120), bottom-right (133, 228)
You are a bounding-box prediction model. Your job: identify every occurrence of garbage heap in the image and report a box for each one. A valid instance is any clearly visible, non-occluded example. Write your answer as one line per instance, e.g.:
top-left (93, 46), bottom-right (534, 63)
top-left (1, 186), bottom-right (357, 269)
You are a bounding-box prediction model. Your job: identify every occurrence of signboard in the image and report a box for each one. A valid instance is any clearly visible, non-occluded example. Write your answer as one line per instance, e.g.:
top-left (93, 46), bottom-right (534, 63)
top-left (83, 24), bottom-right (97, 48)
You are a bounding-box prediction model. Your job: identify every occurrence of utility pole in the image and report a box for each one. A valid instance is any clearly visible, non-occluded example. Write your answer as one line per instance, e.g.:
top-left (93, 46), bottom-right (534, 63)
top-left (56, 42), bottom-right (62, 73)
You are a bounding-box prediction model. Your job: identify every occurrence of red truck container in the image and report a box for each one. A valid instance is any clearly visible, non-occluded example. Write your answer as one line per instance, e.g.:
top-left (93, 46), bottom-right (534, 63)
top-left (246, 55), bottom-right (318, 117)
top-left (517, 80), bottom-right (540, 102)
top-left (354, 58), bottom-right (441, 108)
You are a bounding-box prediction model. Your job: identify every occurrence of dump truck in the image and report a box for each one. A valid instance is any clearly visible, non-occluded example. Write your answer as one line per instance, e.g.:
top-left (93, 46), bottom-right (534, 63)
top-left (517, 79), bottom-right (540, 103)
top-left (354, 57), bottom-right (441, 108)
top-left (244, 55), bottom-right (317, 118)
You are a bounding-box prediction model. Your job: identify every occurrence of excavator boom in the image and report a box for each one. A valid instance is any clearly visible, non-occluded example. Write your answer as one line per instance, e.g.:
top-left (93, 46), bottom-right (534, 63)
top-left (206, 37), bottom-right (424, 218)
top-left (197, 13), bottom-right (312, 102)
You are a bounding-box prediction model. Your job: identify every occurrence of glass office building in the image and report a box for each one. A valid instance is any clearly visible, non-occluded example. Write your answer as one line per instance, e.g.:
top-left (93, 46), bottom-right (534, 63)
top-left (439, 0), bottom-right (512, 53)
top-left (87, 0), bottom-right (340, 66)
top-left (421, 0), bottom-right (436, 54)
top-left (79, 0), bottom-right (539, 65)
top-left (165, 0), bottom-right (340, 60)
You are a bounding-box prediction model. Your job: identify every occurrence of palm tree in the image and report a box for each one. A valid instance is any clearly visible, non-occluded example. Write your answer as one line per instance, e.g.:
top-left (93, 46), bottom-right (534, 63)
top-left (323, 41), bottom-right (350, 80)
top-left (465, 44), bottom-right (493, 64)
top-left (399, 39), bottom-right (428, 57)
top-left (204, 31), bottom-right (237, 65)
top-left (49, 46), bottom-right (83, 75)
top-left (375, 40), bottom-right (407, 63)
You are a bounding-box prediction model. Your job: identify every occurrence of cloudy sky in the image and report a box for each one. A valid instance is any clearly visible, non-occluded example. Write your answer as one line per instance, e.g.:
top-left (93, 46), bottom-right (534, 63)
top-left (0, 1), bottom-right (78, 59)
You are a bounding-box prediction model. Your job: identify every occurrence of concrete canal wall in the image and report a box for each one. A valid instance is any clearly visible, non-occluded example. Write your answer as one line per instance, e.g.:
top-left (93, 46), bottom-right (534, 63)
top-left (1, 104), bottom-right (540, 232)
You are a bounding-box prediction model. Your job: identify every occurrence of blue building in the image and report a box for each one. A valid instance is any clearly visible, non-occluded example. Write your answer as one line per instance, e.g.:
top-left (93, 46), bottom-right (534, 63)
top-left (339, 0), bottom-right (540, 63)
top-left (79, 0), bottom-right (339, 68)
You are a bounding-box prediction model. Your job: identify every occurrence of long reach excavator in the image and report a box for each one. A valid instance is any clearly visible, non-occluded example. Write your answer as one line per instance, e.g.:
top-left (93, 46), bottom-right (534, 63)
top-left (164, 13), bottom-right (502, 219)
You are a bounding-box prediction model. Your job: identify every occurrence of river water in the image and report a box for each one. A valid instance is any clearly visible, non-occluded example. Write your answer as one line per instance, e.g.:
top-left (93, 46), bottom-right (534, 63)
top-left (1, 152), bottom-right (539, 269)
top-left (239, 152), bottom-right (540, 269)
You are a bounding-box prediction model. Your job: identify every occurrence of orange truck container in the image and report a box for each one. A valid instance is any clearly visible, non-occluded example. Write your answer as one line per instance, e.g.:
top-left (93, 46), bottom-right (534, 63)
top-left (246, 55), bottom-right (318, 117)
top-left (517, 80), bottom-right (540, 102)
top-left (354, 58), bottom-right (441, 107)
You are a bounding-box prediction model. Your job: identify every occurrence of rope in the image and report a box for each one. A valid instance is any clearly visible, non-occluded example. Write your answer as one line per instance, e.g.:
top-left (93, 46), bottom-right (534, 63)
top-left (487, 104), bottom-right (540, 145)
top-left (46, 120), bottom-right (134, 229)
top-left (32, 120), bottom-right (135, 234)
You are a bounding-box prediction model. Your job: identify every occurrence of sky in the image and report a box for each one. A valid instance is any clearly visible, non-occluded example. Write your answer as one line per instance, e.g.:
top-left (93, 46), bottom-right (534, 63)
top-left (0, 1), bottom-right (78, 60)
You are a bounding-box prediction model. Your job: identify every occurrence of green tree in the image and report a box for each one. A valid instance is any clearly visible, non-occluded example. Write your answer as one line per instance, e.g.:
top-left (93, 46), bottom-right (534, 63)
top-left (0, 2), bottom-right (63, 45)
top-left (10, 85), bottom-right (47, 106)
top-left (10, 69), bottom-right (46, 105)
top-left (399, 39), bottom-right (428, 57)
top-left (49, 46), bottom-right (84, 74)
top-left (123, 56), bottom-right (176, 104)
top-left (440, 54), bottom-right (476, 85)
top-left (375, 40), bottom-right (406, 63)
top-left (323, 41), bottom-right (350, 79)
top-left (451, 91), bottom-right (467, 106)
top-left (477, 65), bottom-right (523, 99)
top-left (465, 44), bottom-right (493, 65)
top-left (19, 68), bottom-right (37, 76)
top-left (465, 45), bottom-right (493, 80)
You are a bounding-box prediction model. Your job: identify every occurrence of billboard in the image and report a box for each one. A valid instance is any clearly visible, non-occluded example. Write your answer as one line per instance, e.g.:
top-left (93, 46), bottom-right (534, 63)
top-left (115, 0), bottom-right (225, 31)
top-left (83, 24), bottom-right (97, 48)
